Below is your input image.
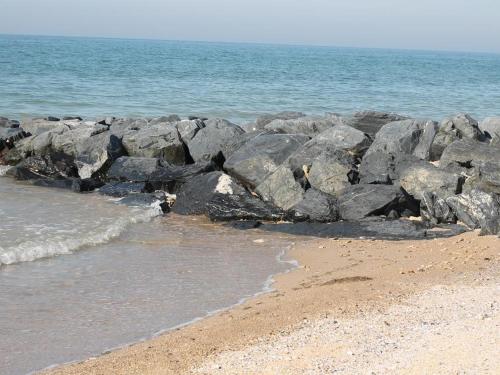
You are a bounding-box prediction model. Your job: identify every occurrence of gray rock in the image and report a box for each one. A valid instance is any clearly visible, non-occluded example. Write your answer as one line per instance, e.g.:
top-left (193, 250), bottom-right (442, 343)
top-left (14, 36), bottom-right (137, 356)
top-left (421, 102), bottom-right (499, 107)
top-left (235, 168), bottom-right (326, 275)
top-left (99, 182), bottom-right (148, 197)
top-left (187, 118), bottom-right (245, 163)
top-left (358, 151), bottom-right (398, 184)
top-left (244, 111), bottom-right (306, 132)
top-left (175, 119), bottom-right (205, 144)
top-left (338, 184), bottom-right (418, 221)
top-left (308, 149), bottom-right (357, 196)
top-left (420, 191), bottom-right (456, 224)
top-left (107, 156), bottom-right (160, 182)
top-left (20, 118), bottom-right (69, 136)
top-left (264, 116), bottom-right (339, 136)
top-left (479, 117), bottom-right (500, 143)
top-left (0, 128), bottom-right (27, 153)
top-left (311, 124), bottom-right (372, 157)
top-left (439, 138), bottom-right (500, 170)
top-left (109, 118), bottom-right (148, 138)
top-left (224, 133), bottom-right (309, 188)
top-left (446, 190), bottom-right (500, 235)
top-left (122, 123), bottom-right (186, 165)
top-left (345, 111), bottom-right (409, 137)
top-left (430, 114), bottom-right (484, 160)
top-left (149, 115), bottom-right (181, 125)
top-left (0, 117), bottom-right (20, 128)
top-left (206, 193), bottom-right (284, 222)
top-left (288, 188), bottom-right (339, 222)
top-left (255, 165), bottom-right (305, 210)
top-left (365, 119), bottom-right (437, 160)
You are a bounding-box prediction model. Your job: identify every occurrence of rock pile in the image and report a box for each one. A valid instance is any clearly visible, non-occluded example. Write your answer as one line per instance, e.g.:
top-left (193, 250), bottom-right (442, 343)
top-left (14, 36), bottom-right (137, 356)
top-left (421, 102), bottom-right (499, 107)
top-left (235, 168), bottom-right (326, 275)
top-left (1, 112), bottom-right (499, 235)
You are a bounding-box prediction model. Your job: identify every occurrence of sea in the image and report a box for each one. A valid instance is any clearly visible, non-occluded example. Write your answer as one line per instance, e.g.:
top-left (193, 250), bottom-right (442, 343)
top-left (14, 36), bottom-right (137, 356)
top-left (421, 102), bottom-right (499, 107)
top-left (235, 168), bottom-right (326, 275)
top-left (1, 34), bottom-right (500, 374)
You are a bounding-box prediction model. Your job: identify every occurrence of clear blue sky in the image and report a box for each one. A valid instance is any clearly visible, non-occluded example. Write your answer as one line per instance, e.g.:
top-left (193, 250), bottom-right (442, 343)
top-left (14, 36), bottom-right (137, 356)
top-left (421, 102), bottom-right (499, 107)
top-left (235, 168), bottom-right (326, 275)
top-left (2, 0), bottom-right (499, 53)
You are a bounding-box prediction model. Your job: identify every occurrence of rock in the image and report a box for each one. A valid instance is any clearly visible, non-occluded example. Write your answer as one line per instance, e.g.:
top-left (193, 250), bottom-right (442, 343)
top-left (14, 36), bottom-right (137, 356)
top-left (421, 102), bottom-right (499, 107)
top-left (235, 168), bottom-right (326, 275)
top-left (244, 111), bottom-right (306, 132)
top-left (364, 119), bottom-right (438, 160)
top-left (45, 116), bottom-right (60, 122)
top-left (62, 116), bottom-right (83, 121)
top-left (397, 160), bottom-right (463, 200)
top-left (264, 116), bottom-right (339, 136)
top-left (0, 117), bottom-right (20, 128)
top-left (358, 151), bottom-right (398, 184)
top-left (20, 118), bottom-right (68, 136)
top-left (0, 128), bottom-right (28, 153)
top-left (206, 193), bottom-right (284, 222)
top-left (307, 149), bottom-right (357, 196)
top-left (175, 119), bottom-right (205, 144)
top-left (187, 118), bottom-right (245, 163)
top-left (480, 117), bottom-right (500, 143)
top-left (147, 162), bottom-right (216, 191)
top-left (446, 190), bottom-right (500, 235)
top-left (430, 114), bottom-right (484, 160)
top-left (337, 184), bottom-right (418, 221)
top-left (345, 111), bottom-right (409, 137)
top-left (119, 193), bottom-right (169, 213)
top-left (149, 115), bottom-right (182, 125)
top-left (109, 118), bottom-right (148, 138)
top-left (287, 188), bottom-right (339, 222)
top-left (311, 124), bottom-right (372, 157)
top-left (439, 138), bottom-right (500, 170)
top-left (224, 133), bottom-right (309, 188)
top-left (122, 123), bottom-right (186, 164)
top-left (225, 129), bottom-right (283, 160)
top-left (9, 154), bottom-right (78, 181)
top-left (71, 178), bottom-right (104, 193)
top-left (413, 120), bottom-right (439, 160)
top-left (99, 182), bottom-right (148, 197)
top-left (255, 165), bottom-right (305, 210)
top-left (107, 156), bottom-right (160, 182)
top-left (96, 116), bottom-right (115, 125)
top-left (472, 162), bottom-right (500, 195)
top-left (420, 191), bottom-right (456, 224)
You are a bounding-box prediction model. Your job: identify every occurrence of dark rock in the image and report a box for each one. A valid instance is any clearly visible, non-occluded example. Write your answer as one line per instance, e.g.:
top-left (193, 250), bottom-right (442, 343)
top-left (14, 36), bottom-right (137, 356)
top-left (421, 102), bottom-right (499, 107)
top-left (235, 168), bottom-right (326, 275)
top-left (244, 111), bottom-right (306, 132)
top-left (345, 111), bottom-right (409, 137)
top-left (338, 184), bottom-right (418, 221)
top-left (99, 182), bottom-right (148, 197)
top-left (430, 114), bottom-right (484, 160)
top-left (9, 154), bottom-right (78, 180)
top-left (107, 156), bottom-right (160, 182)
top-left (122, 123), bottom-right (186, 165)
top-left (227, 220), bottom-right (262, 230)
top-left (225, 129), bottom-right (283, 160)
top-left (358, 151), bottom-right (397, 184)
top-left (255, 165), bottom-right (305, 210)
top-left (45, 116), bottom-right (60, 122)
top-left (206, 193), bottom-right (284, 222)
top-left (71, 178), bottom-right (104, 193)
top-left (264, 116), bottom-right (339, 136)
top-left (0, 117), bottom-right (20, 128)
top-left (287, 188), bottom-right (339, 222)
top-left (187, 118), bottom-right (245, 163)
top-left (62, 116), bottom-right (83, 121)
top-left (224, 133), bottom-right (309, 188)
top-left (96, 116), bottom-right (115, 125)
top-left (420, 191), bottom-right (457, 224)
top-left (0, 128), bottom-right (28, 153)
top-left (147, 162), bottom-right (216, 191)
top-left (364, 119), bottom-right (438, 160)
top-left (446, 190), bottom-right (500, 235)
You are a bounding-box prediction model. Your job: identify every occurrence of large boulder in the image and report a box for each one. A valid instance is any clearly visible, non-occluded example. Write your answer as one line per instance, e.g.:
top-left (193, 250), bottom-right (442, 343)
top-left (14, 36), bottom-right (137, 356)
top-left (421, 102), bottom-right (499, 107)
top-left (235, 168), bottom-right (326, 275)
top-left (243, 111), bottom-right (306, 132)
top-left (337, 184), bottom-right (418, 221)
top-left (345, 111), bottom-right (409, 137)
top-left (480, 117), bottom-right (500, 144)
top-left (287, 188), bottom-right (339, 222)
top-left (439, 138), bottom-right (500, 170)
top-left (255, 165), bottom-right (305, 210)
top-left (122, 123), bottom-right (186, 164)
top-left (186, 118), bottom-right (244, 163)
top-left (364, 119), bottom-right (438, 160)
top-left (147, 162), bottom-right (216, 191)
top-left (311, 124), bottom-right (372, 157)
top-left (264, 116), bottom-right (340, 136)
top-left (109, 118), bottom-right (148, 138)
top-left (420, 192), bottom-right (457, 224)
top-left (149, 115), bottom-right (182, 125)
top-left (446, 190), bottom-right (500, 235)
top-left (175, 119), bottom-right (205, 145)
top-left (206, 194), bottom-right (284, 222)
top-left (224, 133), bottom-right (309, 188)
top-left (107, 156), bottom-right (160, 182)
top-left (430, 114), bottom-right (484, 160)
top-left (307, 149), bottom-right (357, 196)
top-left (19, 118), bottom-right (69, 136)
top-left (7, 154), bottom-right (78, 181)
top-left (358, 151), bottom-right (399, 184)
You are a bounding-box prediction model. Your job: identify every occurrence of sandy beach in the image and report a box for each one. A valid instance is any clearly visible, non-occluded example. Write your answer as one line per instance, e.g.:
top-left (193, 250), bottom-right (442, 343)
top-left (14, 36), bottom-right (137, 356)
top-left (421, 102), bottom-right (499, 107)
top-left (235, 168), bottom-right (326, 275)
top-left (43, 229), bottom-right (499, 375)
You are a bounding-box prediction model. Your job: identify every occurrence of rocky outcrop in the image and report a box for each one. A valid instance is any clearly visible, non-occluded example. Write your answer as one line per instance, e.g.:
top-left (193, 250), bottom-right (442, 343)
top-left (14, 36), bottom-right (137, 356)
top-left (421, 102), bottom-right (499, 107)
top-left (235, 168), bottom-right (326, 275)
top-left (480, 117), bottom-right (500, 144)
top-left (345, 111), bottom-right (409, 137)
top-left (287, 188), bottom-right (339, 222)
top-left (264, 116), bottom-right (340, 136)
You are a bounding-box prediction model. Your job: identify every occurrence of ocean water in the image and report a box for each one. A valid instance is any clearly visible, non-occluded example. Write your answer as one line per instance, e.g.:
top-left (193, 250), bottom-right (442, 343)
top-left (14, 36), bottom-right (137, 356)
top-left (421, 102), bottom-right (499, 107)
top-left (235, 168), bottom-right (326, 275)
top-left (0, 177), bottom-right (296, 375)
top-left (1, 34), bottom-right (500, 123)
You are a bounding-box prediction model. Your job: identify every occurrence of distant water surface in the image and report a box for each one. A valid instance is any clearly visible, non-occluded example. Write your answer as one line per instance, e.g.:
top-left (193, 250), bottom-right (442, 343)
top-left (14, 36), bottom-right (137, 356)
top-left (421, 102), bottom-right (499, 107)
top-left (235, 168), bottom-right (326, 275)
top-left (1, 34), bottom-right (500, 122)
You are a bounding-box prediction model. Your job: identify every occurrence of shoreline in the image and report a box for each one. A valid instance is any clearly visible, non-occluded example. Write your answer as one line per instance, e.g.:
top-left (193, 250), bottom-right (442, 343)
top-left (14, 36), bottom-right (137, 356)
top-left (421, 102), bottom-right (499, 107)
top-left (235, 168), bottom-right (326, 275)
top-left (43, 230), bottom-right (499, 375)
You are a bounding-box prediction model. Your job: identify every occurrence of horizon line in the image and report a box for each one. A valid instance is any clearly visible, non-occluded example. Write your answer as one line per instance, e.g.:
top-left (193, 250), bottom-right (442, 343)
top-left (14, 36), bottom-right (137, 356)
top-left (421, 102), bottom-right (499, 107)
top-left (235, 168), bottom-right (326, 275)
top-left (1, 32), bottom-right (499, 56)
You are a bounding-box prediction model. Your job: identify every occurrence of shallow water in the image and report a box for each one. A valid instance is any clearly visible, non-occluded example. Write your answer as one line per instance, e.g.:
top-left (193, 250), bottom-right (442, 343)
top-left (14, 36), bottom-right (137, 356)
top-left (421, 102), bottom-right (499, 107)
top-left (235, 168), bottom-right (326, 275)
top-left (0, 178), bottom-right (296, 375)
top-left (1, 35), bottom-right (500, 122)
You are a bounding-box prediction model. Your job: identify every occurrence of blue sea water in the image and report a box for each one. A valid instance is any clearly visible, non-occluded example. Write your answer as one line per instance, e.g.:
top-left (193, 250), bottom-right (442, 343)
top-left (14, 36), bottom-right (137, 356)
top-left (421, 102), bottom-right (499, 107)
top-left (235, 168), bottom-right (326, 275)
top-left (1, 34), bottom-right (500, 123)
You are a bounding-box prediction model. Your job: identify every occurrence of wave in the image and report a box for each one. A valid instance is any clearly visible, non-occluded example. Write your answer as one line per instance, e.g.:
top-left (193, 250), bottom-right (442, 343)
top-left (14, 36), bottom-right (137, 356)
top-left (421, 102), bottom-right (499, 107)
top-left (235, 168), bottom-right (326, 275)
top-left (0, 203), bottom-right (163, 266)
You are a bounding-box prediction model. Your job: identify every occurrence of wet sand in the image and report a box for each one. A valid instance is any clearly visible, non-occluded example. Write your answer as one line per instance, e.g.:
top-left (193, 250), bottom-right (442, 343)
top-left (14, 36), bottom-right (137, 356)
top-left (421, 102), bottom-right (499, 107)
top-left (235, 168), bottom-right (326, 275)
top-left (44, 230), bottom-right (499, 375)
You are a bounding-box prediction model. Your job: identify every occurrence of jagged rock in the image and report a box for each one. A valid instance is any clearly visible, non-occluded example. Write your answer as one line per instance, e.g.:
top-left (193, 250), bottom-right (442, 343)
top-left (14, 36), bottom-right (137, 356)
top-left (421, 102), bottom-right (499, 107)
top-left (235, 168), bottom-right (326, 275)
top-left (480, 117), bottom-right (500, 143)
top-left (206, 193), bottom-right (284, 222)
top-left (0, 128), bottom-right (27, 153)
top-left (224, 133), bottom-right (309, 188)
top-left (243, 111), bottom-right (306, 132)
top-left (398, 160), bottom-right (463, 200)
top-left (358, 151), bottom-right (398, 184)
top-left (109, 118), bottom-right (148, 138)
top-left (107, 156), bottom-right (160, 182)
top-left (420, 191), bottom-right (457, 224)
top-left (225, 129), bottom-right (281, 160)
top-left (8, 154), bottom-right (78, 181)
top-left (287, 188), bottom-right (339, 222)
top-left (446, 190), bottom-right (500, 235)
top-left (99, 182), bottom-right (148, 197)
top-left (20, 118), bottom-right (68, 136)
top-left (311, 124), bottom-right (372, 157)
top-left (338, 184), bottom-right (418, 221)
top-left (308, 149), bottom-right (357, 196)
top-left (147, 162), bottom-right (216, 191)
top-left (430, 114), bottom-right (484, 160)
top-left (175, 119), bottom-right (205, 144)
top-left (187, 118), bottom-right (244, 163)
top-left (364, 119), bottom-right (438, 160)
top-left (264, 116), bottom-right (339, 136)
top-left (345, 111), bottom-right (409, 137)
top-left (255, 165), bottom-right (305, 210)
top-left (122, 123), bottom-right (186, 164)
top-left (439, 138), bottom-right (500, 170)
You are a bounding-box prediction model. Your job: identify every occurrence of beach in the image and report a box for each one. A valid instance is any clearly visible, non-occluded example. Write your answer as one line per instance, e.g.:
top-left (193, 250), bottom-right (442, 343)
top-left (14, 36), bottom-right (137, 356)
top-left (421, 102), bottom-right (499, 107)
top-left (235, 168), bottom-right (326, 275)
top-left (43, 230), bottom-right (499, 375)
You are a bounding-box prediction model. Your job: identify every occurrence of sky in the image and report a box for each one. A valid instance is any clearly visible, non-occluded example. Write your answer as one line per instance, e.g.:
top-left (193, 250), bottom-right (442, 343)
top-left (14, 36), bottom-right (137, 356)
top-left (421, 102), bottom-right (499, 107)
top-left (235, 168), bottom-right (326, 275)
top-left (1, 0), bottom-right (500, 53)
